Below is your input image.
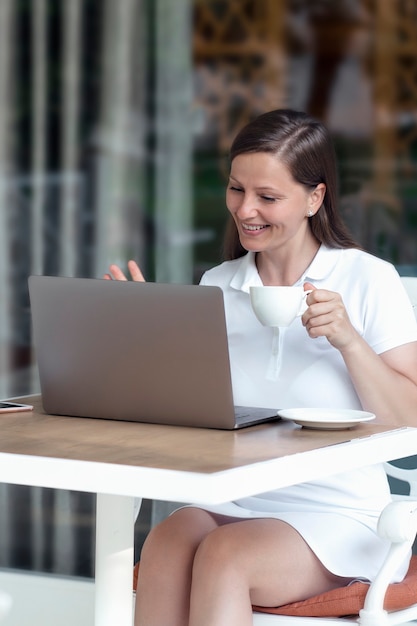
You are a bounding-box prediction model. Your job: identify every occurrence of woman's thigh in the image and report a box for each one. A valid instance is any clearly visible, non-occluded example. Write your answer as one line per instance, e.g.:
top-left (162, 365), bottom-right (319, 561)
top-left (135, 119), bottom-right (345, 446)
top-left (192, 517), bottom-right (352, 607)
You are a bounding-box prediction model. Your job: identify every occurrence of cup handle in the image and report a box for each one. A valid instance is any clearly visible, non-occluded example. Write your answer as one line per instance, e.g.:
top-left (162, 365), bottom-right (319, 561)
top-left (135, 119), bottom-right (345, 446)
top-left (297, 289), bottom-right (313, 316)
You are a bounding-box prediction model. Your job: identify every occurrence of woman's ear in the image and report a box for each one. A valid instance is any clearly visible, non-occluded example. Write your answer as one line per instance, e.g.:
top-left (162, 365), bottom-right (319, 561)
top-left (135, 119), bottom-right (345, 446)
top-left (309, 183), bottom-right (326, 213)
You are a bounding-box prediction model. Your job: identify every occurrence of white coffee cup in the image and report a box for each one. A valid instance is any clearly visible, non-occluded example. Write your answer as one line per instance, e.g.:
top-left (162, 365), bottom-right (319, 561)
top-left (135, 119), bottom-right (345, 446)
top-left (250, 285), bottom-right (311, 328)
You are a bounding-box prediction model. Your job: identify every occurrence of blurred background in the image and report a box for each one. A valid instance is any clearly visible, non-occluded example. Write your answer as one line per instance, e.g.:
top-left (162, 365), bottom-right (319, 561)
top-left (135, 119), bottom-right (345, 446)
top-left (0, 0), bottom-right (416, 580)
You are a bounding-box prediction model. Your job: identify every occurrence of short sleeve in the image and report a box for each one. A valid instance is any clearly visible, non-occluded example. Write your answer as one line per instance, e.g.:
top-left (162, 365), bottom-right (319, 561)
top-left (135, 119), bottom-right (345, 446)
top-left (361, 264), bottom-right (417, 354)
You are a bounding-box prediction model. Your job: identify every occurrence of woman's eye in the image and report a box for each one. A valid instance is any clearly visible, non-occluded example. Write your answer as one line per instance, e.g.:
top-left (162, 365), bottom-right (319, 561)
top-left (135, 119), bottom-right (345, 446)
top-left (229, 186), bottom-right (243, 193)
top-left (261, 195), bottom-right (276, 203)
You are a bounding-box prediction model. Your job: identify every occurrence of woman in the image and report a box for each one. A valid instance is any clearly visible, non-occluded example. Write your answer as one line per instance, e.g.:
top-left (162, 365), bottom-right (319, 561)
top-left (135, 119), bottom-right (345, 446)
top-left (106, 109), bottom-right (417, 626)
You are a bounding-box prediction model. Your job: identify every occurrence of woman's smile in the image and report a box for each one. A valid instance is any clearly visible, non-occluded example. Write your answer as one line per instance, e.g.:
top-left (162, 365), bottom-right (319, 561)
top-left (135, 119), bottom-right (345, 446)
top-left (241, 222), bottom-right (270, 233)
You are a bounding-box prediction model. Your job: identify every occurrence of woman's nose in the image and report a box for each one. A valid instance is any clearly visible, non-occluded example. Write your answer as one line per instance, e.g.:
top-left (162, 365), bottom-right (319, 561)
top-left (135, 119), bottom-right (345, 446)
top-left (235, 195), bottom-right (258, 219)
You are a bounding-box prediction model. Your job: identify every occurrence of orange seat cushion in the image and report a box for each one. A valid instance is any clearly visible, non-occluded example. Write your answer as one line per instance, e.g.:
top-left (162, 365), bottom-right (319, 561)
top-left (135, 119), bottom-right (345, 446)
top-left (253, 555), bottom-right (417, 618)
top-left (133, 555), bottom-right (417, 618)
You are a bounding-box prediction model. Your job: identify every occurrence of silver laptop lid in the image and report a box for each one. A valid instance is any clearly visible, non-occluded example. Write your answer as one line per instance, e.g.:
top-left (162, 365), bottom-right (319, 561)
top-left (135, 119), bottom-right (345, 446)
top-left (29, 275), bottom-right (241, 429)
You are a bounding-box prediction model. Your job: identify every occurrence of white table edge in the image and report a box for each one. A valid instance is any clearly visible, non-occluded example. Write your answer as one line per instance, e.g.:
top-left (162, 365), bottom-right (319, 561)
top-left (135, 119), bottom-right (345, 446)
top-left (0, 427), bottom-right (415, 505)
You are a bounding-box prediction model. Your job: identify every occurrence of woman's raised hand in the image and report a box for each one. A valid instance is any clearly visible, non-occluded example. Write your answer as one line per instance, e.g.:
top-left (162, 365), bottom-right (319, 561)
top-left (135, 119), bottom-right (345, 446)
top-left (103, 260), bottom-right (145, 282)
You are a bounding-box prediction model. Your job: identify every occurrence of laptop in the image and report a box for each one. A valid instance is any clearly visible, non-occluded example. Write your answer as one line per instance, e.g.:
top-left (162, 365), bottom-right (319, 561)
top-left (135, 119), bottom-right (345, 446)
top-left (28, 275), bottom-right (279, 429)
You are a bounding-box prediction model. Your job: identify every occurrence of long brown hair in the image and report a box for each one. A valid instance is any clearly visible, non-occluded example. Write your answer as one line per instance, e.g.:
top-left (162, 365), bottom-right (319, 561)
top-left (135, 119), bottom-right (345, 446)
top-left (223, 109), bottom-right (359, 260)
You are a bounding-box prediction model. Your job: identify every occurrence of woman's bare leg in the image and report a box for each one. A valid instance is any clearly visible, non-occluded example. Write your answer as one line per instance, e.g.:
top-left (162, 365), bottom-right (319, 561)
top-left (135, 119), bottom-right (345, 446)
top-left (134, 507), bottom-right (221, 626)
top-left (188, 519), bottom-right (352, 626)
top-left (135, 510), bottom-right (352, 626)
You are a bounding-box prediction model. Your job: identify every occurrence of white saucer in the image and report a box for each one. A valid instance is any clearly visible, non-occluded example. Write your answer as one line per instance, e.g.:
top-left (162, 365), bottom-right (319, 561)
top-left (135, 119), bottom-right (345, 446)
top-left (277, 408), bottom-right (376, 430)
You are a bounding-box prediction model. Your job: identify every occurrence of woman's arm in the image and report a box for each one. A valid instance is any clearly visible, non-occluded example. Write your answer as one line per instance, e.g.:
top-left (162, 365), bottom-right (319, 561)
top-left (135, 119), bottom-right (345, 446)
top-left (339, 336), bottom-right (417, 425)
top-left (302, 282), bottom-right (417, 425)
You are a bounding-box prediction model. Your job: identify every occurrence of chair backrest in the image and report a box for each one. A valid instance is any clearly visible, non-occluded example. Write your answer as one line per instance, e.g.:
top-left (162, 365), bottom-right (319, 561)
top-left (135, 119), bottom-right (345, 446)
top-left (385, 462), bottom-right (417, 499)
top-left (393, 278), bottom-right (417, 496)
top-left (401, 276), bottom-right (417, 319)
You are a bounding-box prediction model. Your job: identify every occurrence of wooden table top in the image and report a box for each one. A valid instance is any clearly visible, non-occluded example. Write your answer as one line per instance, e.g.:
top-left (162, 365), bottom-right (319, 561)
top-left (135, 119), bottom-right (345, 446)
top-left (0, 395), bottom-right (406, 474)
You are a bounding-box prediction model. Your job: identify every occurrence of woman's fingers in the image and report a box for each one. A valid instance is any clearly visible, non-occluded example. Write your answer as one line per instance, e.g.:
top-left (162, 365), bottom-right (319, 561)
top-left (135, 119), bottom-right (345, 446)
top-left (103, 260), bottom-right (145, 282)
top-left (108, 264), bottom-right (129, 280)
top-left (127, 260), bottom-right (145, 282)
top-left (302, 290), bottom-right (357, 350)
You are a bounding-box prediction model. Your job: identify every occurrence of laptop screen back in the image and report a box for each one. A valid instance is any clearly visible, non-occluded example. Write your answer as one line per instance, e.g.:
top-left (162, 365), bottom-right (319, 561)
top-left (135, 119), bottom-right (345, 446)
top-left (29, 276), bottom-right (240, 429)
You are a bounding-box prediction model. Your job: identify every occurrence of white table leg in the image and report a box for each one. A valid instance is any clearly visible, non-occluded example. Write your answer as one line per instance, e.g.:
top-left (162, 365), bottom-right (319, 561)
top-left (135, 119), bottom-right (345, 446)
top-left (95, 493), bottom-right (139, 626)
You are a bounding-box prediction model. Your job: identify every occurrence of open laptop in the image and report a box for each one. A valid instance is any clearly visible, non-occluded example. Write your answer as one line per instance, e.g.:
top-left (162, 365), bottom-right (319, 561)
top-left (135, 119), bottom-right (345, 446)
top-left (28, 275), bottom-right (279, 429)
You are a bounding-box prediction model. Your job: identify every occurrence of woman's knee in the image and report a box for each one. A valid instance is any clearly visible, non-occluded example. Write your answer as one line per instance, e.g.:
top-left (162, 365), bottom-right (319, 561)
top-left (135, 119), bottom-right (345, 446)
top-left (141, 507), bottom-right (219, 563)
top-left (192, 524), bottom-right (244, 581)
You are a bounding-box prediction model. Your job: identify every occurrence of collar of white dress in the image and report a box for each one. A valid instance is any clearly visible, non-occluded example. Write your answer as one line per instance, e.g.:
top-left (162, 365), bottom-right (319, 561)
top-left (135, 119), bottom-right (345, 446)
top-left (229, 245), bottom-right (342, 293)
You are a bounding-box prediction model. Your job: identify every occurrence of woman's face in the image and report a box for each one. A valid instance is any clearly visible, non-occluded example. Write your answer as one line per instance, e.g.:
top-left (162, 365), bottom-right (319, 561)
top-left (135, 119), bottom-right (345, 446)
top-left (226, 152), bottom-right (322, 255)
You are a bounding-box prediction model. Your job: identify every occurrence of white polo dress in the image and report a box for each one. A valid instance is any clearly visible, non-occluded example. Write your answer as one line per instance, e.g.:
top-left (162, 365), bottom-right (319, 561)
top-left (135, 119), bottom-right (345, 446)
top-left (195, 245), bottom-right (417, 581)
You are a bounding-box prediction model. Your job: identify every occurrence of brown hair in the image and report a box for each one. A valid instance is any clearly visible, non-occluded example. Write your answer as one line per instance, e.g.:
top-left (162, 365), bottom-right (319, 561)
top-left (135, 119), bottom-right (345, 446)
top-left (223, 109), bottom-right (359, 260)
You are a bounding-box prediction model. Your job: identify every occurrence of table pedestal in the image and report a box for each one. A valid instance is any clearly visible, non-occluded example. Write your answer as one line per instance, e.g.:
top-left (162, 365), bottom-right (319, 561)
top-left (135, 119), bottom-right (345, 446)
top-left (95, 494), bottom-right (136, 626)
